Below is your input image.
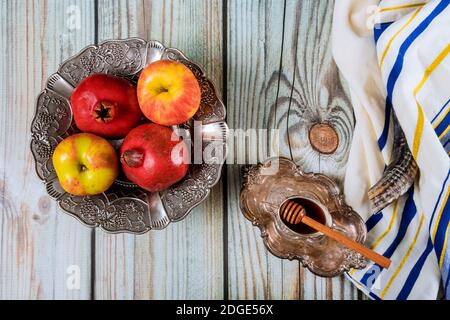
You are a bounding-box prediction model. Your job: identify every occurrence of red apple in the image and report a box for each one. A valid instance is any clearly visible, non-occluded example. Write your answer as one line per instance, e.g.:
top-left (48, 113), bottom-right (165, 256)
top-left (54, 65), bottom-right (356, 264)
top-left (120, 123), bottom-right (190, 192)
top-left (137, 60), bottom-right (201, 126)
top-left (71, 74), bottom-right (142, 138)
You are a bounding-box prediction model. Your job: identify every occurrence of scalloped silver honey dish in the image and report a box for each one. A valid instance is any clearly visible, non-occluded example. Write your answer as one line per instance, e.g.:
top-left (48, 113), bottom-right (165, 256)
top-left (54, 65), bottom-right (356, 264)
top-left (31, 38), bottom-right (228, 234)
top-left (240, 157), bottom-right (368, 277)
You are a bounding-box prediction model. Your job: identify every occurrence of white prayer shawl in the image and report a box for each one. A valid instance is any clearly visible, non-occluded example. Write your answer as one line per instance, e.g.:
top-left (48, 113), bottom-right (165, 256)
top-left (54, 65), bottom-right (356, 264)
top-left (332, 0), bottom-right (450, 299)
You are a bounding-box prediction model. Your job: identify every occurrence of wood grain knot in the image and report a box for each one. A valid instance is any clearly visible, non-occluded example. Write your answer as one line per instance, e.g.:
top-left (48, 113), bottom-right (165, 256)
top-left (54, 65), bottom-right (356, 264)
top-left (38, 196), bottom-right (51, 214)
top-left (308, 123), bottom-right (339, 154)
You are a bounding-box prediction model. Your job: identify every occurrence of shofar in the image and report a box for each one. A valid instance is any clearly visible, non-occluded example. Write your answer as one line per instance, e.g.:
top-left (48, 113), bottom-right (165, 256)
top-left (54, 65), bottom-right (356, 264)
top-left (368, 115), bottom-right (418, 213)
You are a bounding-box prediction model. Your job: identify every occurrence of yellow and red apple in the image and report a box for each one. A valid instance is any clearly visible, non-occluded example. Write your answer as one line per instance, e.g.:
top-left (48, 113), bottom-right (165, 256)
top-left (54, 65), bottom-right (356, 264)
top-left (52, 133), bottom-right (118, 196)
top-left (137, 60), bottom-right (201, 126)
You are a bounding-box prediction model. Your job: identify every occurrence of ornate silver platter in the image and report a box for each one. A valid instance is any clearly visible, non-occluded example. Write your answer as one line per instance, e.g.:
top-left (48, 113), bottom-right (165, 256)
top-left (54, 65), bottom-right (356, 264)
top-left (31, 38), bottom-right (228, 234)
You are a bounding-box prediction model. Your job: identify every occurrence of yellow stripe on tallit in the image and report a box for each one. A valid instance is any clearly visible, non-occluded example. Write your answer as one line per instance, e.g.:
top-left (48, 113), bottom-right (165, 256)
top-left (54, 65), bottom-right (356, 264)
top-left (380, 2), bottom-right (427, 12)
top-left (380, 214), bottom-right (425, 299)
top-left (439, 126), bottom-right (450, 140)
top-left (432, 188), bottom-right (450, 241)
top-left (434, 108), bottom-right (449, 129)
top-left (379, 7), bottom-right (423, 68)
top-left (412, 106), bottom-right (425, 159)
top-left (412, 44), bottom-right (450, 158)
top-left (348, 202), bottom-right (399, 276)
top-left (371, 201), bottom-right (399, 250)
top-left (439, 222), bottom-right (450, 268)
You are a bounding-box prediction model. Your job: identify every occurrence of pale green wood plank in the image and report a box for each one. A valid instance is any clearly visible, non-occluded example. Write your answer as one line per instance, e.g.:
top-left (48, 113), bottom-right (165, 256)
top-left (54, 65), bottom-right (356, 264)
top-left (273, 0), bottom-right (354, 186)
top-left (0, 0), bottom-right (94, 299)
top-left (226, 0), bottom-right (301, 299)
top-left (227, 0), bottom-right (360, 299)
top-left (270, 0), bottom-right (358, 299)
top-left (95, 0), bottom-right (224, 300)
top-left (94, 0), bottom-right (139, 301)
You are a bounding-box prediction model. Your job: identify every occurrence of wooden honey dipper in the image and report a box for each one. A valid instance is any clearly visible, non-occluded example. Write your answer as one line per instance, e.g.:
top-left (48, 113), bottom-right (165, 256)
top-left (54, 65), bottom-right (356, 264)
top-left (280, 199), bottom-right (391, 269)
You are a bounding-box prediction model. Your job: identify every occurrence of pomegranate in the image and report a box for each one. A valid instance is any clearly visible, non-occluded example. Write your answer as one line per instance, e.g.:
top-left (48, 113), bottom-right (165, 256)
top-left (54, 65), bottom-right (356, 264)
top-left (71, 74), bottom-right (142, 138)
top-left (120, 123), bottom-right (189, 192)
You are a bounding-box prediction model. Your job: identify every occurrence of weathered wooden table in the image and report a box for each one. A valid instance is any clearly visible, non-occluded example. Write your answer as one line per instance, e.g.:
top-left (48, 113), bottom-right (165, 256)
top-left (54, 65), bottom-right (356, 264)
top-left (0, 0), bottom-right (361, 299)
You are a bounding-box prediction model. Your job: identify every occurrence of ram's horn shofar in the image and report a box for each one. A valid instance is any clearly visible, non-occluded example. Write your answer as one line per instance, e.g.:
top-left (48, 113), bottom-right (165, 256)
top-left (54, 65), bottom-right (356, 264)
top-left (368, 117), bottom-right (418, 213)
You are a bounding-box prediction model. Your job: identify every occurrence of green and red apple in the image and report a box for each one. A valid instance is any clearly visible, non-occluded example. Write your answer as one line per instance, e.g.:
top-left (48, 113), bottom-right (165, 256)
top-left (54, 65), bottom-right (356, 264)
top-left (52, 133), bottom-right (118, 196)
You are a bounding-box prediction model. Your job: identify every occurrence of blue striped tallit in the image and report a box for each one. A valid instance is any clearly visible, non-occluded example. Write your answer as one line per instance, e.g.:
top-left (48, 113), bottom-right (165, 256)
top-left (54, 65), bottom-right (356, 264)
top-left (333, 0), bottom-right (450, 299)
